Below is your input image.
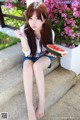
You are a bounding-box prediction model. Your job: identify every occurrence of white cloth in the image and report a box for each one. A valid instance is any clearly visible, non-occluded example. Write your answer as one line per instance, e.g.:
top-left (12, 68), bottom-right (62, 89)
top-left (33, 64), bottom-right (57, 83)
top-left (20, 25), bottom-right (55, 57)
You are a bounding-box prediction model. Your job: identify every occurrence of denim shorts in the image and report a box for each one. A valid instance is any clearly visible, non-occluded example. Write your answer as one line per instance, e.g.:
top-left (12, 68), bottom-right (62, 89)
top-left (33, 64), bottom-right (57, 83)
top-left (23, 55), bottom-right (54, 68)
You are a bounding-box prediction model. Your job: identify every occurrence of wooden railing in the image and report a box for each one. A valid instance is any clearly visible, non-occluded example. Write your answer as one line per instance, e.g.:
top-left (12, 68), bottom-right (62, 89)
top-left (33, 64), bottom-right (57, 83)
top-left (0, 2), bottom-right (26, 29)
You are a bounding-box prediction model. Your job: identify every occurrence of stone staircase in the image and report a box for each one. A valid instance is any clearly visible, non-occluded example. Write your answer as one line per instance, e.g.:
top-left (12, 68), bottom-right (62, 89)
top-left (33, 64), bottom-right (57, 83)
top-left (0, 43), bottom-right (77, 120)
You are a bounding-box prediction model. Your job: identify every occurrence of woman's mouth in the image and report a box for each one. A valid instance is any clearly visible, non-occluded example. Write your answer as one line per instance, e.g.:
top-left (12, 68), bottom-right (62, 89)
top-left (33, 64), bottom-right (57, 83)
top-left (32, 26), bottom-right (37, 29)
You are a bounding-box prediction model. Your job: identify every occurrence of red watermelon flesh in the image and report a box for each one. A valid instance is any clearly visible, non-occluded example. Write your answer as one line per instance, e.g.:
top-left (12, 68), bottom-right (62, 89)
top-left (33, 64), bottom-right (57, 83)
top-left (47, 44), bottom-right (68, 57)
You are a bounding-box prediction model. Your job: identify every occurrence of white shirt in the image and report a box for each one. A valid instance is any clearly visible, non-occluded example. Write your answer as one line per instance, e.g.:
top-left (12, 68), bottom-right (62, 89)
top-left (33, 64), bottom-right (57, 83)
top-left (20, 25), bottom-right (55, 57)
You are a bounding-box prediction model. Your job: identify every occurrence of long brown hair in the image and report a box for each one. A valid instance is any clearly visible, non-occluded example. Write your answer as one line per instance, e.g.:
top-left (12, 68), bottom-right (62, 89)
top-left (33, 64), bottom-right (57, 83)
top-left (24, 2), bottom-right (53, 56)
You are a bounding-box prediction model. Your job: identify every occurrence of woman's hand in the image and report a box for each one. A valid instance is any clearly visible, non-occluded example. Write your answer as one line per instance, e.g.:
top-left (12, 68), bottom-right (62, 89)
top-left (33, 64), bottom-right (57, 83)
top-left (14, 29), bottom-right (30, 52)
top-left (47, 52), bottom-right (57, 58)
top-left (14, 29), bottom-right (26, 40)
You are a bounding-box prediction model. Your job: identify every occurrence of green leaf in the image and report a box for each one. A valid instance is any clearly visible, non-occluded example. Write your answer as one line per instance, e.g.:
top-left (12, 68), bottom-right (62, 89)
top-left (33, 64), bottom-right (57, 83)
top-left (0, 32), bottom-right (20, 50)
top-left (12, 0), bottom-right (18, 3)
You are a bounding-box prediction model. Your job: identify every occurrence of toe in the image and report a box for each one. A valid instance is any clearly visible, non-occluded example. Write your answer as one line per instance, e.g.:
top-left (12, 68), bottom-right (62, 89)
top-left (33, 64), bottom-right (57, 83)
top-left (37, 112), bottom-right (44, 119)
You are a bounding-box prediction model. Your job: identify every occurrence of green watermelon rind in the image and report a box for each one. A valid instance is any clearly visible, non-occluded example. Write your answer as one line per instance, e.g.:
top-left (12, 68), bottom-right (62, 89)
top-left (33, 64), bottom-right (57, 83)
top-left (47, 47), bottom-right (62, 57)
top-left (46, 44), bottom-right (68, 57)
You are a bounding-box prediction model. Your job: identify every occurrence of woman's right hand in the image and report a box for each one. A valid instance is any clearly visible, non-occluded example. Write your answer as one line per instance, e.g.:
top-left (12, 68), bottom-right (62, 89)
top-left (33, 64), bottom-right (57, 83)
top-left (14, 29), bottom-right (26, 40)
top-left (14, 29), bottom-right (30, 52)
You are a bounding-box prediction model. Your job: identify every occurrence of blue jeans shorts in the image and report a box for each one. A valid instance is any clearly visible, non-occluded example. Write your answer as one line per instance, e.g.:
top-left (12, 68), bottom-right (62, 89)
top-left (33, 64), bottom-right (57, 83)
top-left (23, 55), bottom-right (54, 68)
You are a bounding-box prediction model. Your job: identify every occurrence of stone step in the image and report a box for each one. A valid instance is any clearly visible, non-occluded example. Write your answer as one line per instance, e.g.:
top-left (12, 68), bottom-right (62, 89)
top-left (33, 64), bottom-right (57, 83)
top-left (42, 75), bottom-right (80, 120)
top-left (0, 43), bottom-right (23, 73)
top-left (0, 58), bottom-right (59, 107)
top-left (0, 67), bottom-right (76, 120)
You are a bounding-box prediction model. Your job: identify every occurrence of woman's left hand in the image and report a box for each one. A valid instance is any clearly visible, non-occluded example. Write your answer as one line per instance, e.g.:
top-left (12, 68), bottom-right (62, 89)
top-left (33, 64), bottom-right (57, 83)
top-left (47, 52), bottom-right (57, 58)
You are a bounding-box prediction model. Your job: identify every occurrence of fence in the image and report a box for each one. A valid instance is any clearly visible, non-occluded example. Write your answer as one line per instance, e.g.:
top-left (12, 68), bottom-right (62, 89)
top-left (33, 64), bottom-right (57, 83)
top-left (0, 2), bottom-right (26, 29)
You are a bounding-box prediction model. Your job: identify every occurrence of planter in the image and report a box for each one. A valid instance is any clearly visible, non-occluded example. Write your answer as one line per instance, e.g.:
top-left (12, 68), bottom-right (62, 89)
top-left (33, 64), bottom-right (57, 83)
top-left (57, 45), bottom-right (80, 75)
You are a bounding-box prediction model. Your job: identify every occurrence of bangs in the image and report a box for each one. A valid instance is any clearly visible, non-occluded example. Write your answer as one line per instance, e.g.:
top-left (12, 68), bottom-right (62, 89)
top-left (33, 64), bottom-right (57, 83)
top-left (26, 2), bottom-right (48, 21)
top-left (36, 9), bottom-right (43, 20)
top-left (27, 8), bottom-right (35, 19)
top-left (27, 8), bottom-right (42, 21)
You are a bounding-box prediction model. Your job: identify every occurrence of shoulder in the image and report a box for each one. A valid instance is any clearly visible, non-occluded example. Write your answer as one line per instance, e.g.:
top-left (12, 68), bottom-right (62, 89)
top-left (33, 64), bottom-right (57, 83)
top-left (51, 29), bottom-right (55, 39)
top-left (51, 29), bottom-right (55, 43)
top-left (51, 29), bottom-right (55, 36)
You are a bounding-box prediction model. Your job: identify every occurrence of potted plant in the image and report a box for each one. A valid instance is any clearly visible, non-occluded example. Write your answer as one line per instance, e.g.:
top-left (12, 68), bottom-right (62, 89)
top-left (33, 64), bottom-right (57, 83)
top-left (45, 0), bottom-right (80, 74)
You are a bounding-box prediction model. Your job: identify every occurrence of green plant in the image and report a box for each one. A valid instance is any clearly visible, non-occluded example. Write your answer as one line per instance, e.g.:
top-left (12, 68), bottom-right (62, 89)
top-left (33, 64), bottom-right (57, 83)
top-left (2, 5), bottom-right (25, 28)
top-left (0, 31), bottom-right (20, 50)
top-left (45, 0), bottom-right (80, 48)
top-left (0, 0), bottom-right (25, 4)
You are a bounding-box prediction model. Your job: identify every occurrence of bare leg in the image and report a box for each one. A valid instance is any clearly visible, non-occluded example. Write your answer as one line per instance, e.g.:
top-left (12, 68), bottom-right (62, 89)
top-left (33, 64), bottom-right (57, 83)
top-left (33, 56), bottom-right (51, 119)
top-left (23, 60), bottom-right (37, 120)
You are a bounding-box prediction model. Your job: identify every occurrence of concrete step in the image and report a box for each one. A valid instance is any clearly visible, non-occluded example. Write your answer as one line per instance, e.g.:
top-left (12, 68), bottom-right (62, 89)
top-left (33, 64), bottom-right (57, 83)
top-left (0, 64), bottom-right (23, 107)
top-left (0, 58), bottom-right (59, 107)
top-left (0, 67), bottom-right (76, 120)
top-left (41, 74), bottom-right (80, 120)
top-left (0, 43), bottom-right (23, 73)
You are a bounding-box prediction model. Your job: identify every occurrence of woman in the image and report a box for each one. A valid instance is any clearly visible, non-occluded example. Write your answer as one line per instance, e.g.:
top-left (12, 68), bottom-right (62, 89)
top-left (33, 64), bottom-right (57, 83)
top-left (15, 2), bottom-right (55, 120)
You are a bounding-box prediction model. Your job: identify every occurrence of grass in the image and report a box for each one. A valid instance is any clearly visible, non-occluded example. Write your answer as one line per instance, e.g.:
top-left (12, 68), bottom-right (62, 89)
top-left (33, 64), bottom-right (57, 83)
top-left (0, 31), bottom-right (20, 50)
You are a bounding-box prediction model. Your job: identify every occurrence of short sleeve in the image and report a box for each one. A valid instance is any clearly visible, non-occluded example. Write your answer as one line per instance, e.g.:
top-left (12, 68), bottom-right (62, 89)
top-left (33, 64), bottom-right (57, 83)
top-left (52, 30), bottom-right (55, 44)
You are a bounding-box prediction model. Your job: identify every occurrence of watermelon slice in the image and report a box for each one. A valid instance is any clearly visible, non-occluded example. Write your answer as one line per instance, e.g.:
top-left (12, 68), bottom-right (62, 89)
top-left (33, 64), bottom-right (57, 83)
top-left (46, 44), bottom-right (68, 57)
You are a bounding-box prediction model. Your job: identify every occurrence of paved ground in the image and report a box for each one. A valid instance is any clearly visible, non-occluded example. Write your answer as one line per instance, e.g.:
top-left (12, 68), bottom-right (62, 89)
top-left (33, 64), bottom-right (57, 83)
top-left (0, 26), bottom-right (16, 37)
top-left (42, 74), bottom-right (80, 120)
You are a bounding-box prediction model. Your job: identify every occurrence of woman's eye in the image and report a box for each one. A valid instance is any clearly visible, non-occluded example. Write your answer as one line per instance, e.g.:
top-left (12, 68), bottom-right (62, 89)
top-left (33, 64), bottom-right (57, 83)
top-left (37, 17), bottom-right (40, 19)
top-left (29, 17), bottom-right (40, 20)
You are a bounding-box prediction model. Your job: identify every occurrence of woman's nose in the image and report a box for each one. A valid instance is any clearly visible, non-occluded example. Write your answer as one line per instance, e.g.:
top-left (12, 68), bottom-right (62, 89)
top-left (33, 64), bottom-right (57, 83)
top-left (33, 19), bottom-right (36, 24)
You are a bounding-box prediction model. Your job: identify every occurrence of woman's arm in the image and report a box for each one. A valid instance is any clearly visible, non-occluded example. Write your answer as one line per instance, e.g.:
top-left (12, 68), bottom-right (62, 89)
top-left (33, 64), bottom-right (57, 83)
top-left (14, 25), bottom-right (31, 56)
top-left (52, 29), bottom-right (55, 44)
top-left (15, 29), bottom-right (30, 52)
top-left (47, 30), bottom-right (57, 58)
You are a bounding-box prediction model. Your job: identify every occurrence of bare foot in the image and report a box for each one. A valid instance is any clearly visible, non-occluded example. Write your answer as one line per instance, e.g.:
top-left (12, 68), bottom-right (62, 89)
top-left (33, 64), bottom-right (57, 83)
top-left (35, 102), bottom-right (44, 119)
top-left (28, 108), bottom-right (37, 120)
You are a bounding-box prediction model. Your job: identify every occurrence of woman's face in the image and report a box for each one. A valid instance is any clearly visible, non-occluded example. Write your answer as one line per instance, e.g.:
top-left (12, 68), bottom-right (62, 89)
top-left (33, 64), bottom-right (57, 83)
top-left (28, 11), bottom-right (45, 32)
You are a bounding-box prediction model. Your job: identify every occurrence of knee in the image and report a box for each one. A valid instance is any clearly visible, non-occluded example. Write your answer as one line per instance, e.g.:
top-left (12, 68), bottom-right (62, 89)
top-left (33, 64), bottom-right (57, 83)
top-left (23, 61), bottom-right (32, 71)
top-left (33, 62), bottom-right (40, 72)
